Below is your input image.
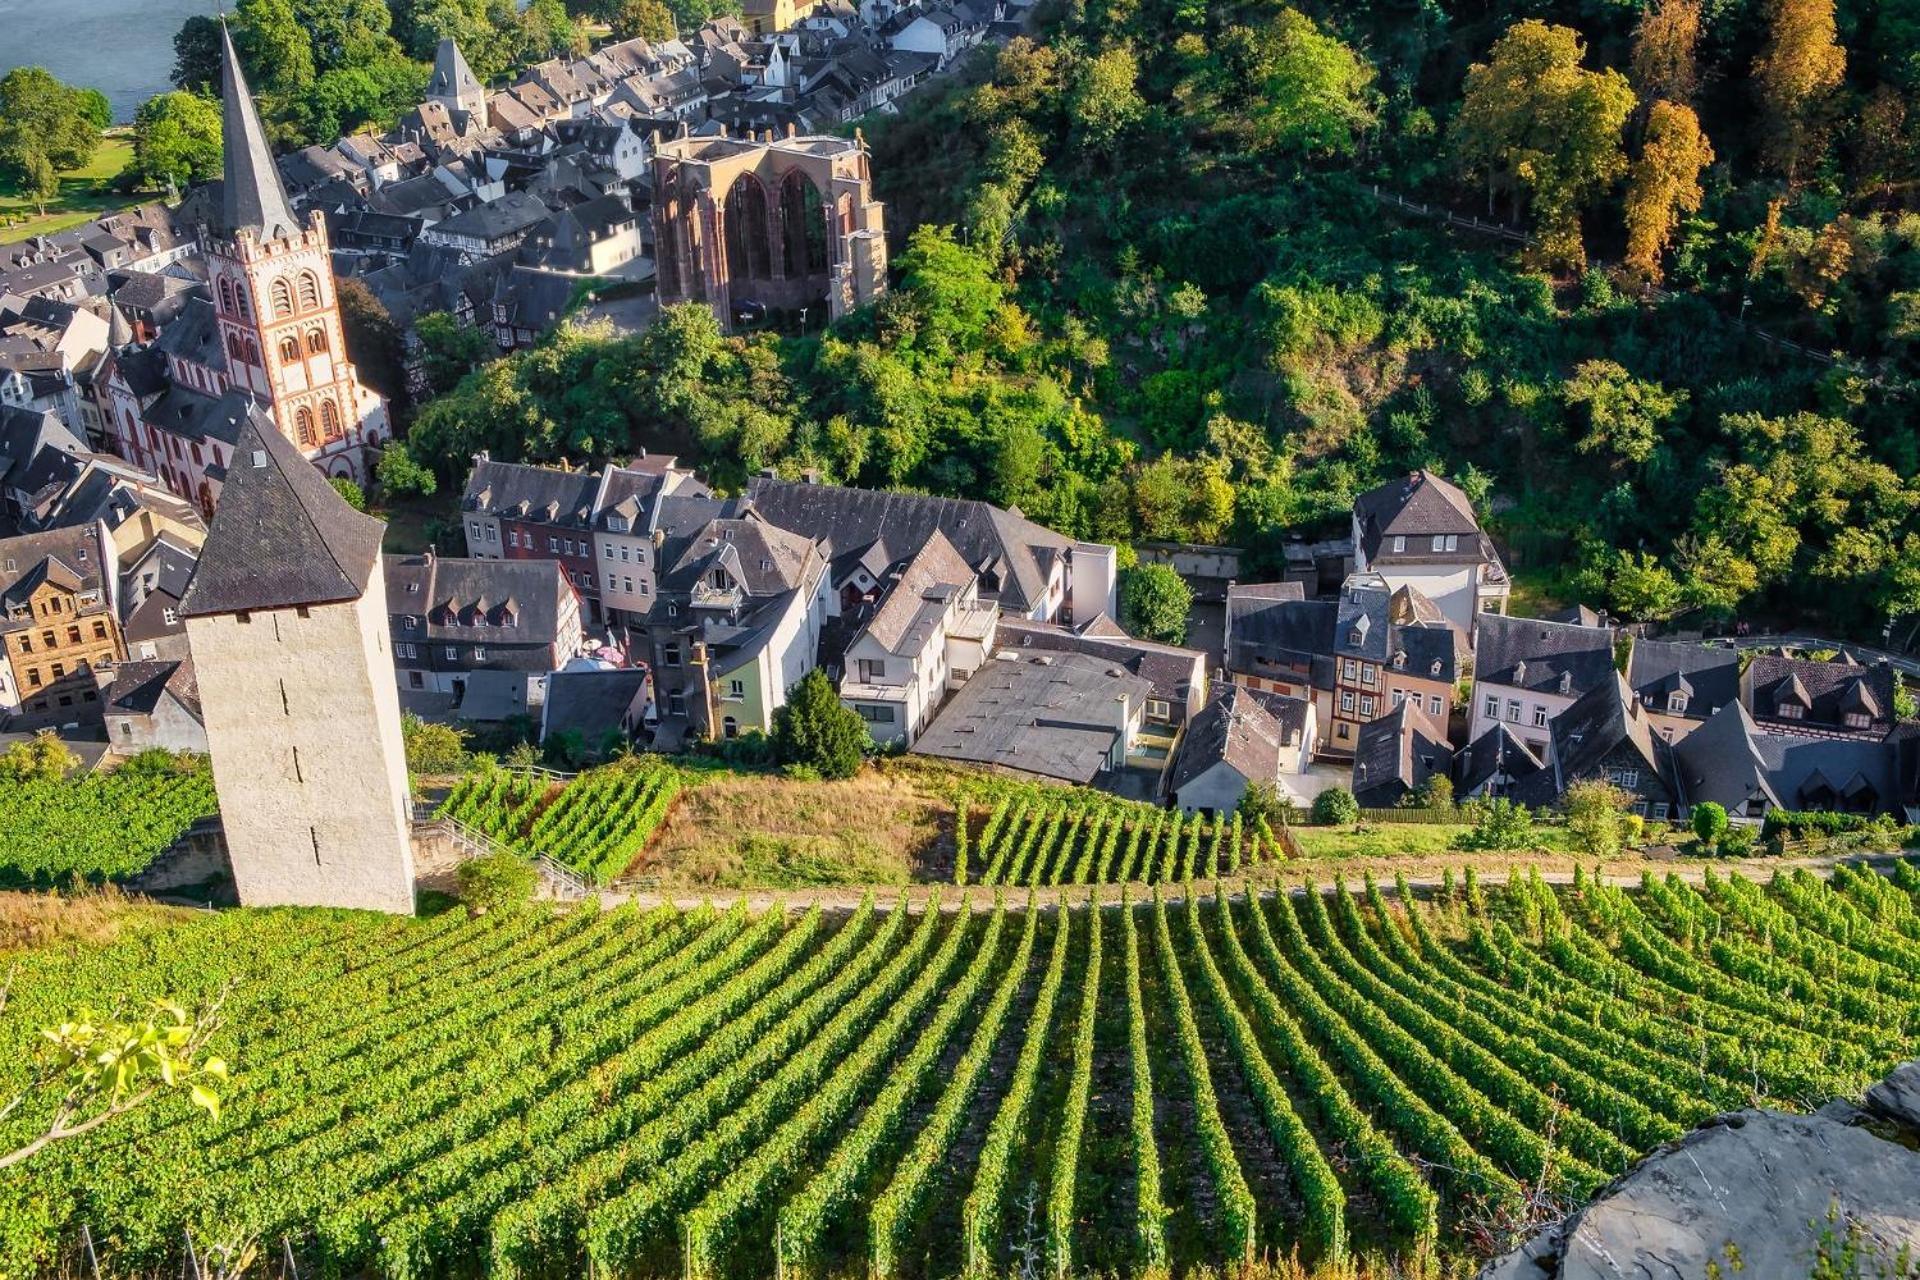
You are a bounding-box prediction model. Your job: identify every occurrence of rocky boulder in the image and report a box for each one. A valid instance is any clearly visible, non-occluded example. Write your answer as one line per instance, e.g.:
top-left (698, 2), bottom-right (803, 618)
top-left (1482, 1062), bottom-right (1920, 1280)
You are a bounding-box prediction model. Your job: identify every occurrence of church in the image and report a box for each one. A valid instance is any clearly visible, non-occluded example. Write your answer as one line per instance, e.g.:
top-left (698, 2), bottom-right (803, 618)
top-left (99, 25), bottom-right (391, 520)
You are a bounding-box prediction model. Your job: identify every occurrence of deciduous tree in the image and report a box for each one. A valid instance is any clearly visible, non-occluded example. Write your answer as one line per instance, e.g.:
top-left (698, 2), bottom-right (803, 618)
top-left (1120, 562), bottom-right (1193, 643)
top-left (1068, 45), bottom-right (1145, 155)
top-left (1751, 0), bottom-right (1845, 180)
top-left (1561, 359), bottom-right (1687, 463)
top-left (1623, 100), bottom-right (1712, 283)
top-left (1452, 21), bottom-right (1635, 269)
top-left (1629, 0), bottom-right (1701, 107)
top-left (0, 67), bottom-right (103, 178)
top-left (172, 15), bottom-right (226, 93)
top-left (130, 91), bottom-right (224, 190)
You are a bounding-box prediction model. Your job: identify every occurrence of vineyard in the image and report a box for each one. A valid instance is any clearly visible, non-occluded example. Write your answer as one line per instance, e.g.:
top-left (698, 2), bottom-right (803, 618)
top-left (2, 863), bottom-right (1916, 1278)
top-left (0, 759), bottom-right (216, 885)
top-left (436, 759), bottom-right (683, 882)
top-left (957, 799), bottom-right (1282, 885)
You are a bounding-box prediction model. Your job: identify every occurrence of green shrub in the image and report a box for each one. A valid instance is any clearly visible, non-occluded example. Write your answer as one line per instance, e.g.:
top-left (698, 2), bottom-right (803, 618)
top-left (1311, 788), bottom-right (1359, 826)
top-left (456, 852), bottom-right (539, 915)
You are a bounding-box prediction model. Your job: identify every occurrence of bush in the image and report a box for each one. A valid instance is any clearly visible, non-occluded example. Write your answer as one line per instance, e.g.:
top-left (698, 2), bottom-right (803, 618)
top-left (1310, 787), bottom-right (1359, 826)
top-left (329, 476), bottom-right (368, 511)
top-left (402, 714), bottom-right (469, 775)
top-left (1761, 809), bottom-right (1876, 839)
top-left (1415, 774), bottom-right (1453, 811)
top-left (1119, 563), bottom-right (1193, 644)
top-left (1564, 780), bottom-right (1633, 857)
top-left (772, 669), bottom-right (870, 780)
top-left (1691, 801), bottom-right (1729, 848)
top-left (1452, 798), bottom-right (1536, 850)
top-left (0, 731), bottom-right (80, 782)
top-left (456, 852), bottom-right (538, 915)
top-left (1238, 778), bottom-right (1294, 831)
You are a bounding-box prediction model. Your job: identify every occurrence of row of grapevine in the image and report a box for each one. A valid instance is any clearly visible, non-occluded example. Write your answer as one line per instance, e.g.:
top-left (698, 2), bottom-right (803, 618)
top-left (963, 804), bottom-right (1275, 886)
top-left (0, 763), bottom-right (216, 883)
top-left (4, 867), bottom-right (1917, 1279)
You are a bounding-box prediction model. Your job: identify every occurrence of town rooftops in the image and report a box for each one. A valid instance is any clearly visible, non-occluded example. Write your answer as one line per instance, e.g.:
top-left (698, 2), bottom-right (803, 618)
top-left (857, 530), bottom-right (974, 653)
top-left (1744, 651), bottom-right (1896, 738)
top-left (542, 668), bottom-right (650, 743)
top-left (1456, 723), bottom-right (1544, 797)
top-left (432, 191), bottom-right (554, 244)
top-left (104, 657), bottom-right (201, 721)
top-left (1354, 469), bottom-right (1486, 562)
top-left (463, 457), bottom-right (600, 528)
top-left (1626, 638), bottom-right (1741, 720)
top-left (1352, 700), bottom-right (1453, 807)
top-left (179, 409), bottom-right (386, 617)
top-left (996, 614), bottom-right (1204, 711)
top-left (0, 523), bottom-right (110, 621)
top-left (384, 552), bottom-right (569, 657)
top-left (1515, 671), bottom-right (1670, 807)
top-left (1674, 700), bottom-right (1901, 816)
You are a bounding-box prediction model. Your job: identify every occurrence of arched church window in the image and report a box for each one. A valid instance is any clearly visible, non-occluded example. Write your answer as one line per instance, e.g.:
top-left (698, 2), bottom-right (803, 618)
top-left (271, 278), bottom-right (295, 319)
top-left (226, 332), bottom-right (246, 362)
top-left (218, 278), bottom-right (234, 314)
top-left (297, 271), bottom-right (322, 311)
top-left (320, 399), bottom-right (341, 438)
top-left (234, 283), bottom-right (251, 320)
top-left (295, 407), bottom-right (315, 446)
top-left (244, 339), bottom-right (261, 366)
top-left (307, 327), bottom-right (328, 354)
top-left (280, 336), bottom-right (301, 363)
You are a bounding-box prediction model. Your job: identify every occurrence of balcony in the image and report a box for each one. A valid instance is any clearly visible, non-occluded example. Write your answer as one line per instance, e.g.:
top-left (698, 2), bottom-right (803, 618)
top-left (689, 581), bottom-right (744, 611)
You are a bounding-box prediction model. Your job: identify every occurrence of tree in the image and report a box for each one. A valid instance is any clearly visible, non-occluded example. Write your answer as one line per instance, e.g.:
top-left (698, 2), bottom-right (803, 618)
top-left (1629, 0), bottom-right (1701, 107)
top-left (330, 477), bottom-right (368, 511)
top-left (1691, 800), bottom-right (1729, 848)
top-left (607, 0), bottom-right (676, 39)
top-left (1608, 550), bottom-right (1686, 621)
top-left (76, 89), bottom-right (113, 131)
top-left (1751, 0), bottom-right (1845, 180)
top-left (1561, 359), bottom-right (1687, 464)
top-left (1622, 100), bottom-right (1713, 283)
top-left (1452, 21), bottom-right (1636, 269)
top-left (235, 0), bottom-right (317, 94)
top-left (18, 150), bottom-right (59, 217)
top-left (1452, 797), bottom-right (1536, 849)
top-left (377, 440), bottom-right (440, 497)
top-left (892, 226), bottom-right (1006, 360)
top-left (771, 668), bottom-right (869, 780)
top-left (1565, 779), bottom-right (1634, 857)
top-left (1068, 45), bottom-right (1145, 155)
top-left (0, 67), bottom-right (103, 178)
top-left (1235, 9), bottom-right (1376, 159)
top-left (1119, 562), bottom-right (1193, 644)
top-left (336, 278), bottom-right (407, 402)
top-left (0, 989), bottom-right (228, 1173)
top-left (0, 731), bottom-right (79, 782)
top-left (130, 92), bottom-right (224, 190)
top-left (402, 712), bottom-right (469, 774)
top-left (456, 851), bottom-right (538, 914)
top-left (415, 311), bottom-right (494, 397)
top-left (172, 15), bottom-right (226, 92)
top-left (1416, 773), bottom-right (1454, 811)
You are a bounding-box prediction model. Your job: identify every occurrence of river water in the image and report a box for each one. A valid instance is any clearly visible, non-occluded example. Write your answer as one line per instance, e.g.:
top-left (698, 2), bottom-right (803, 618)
top-left (0, 0), bottom-right (221, 122)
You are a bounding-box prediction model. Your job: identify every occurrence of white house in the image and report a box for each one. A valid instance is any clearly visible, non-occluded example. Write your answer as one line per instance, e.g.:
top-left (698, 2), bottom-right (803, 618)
top-left (1351, 469), bottom-right (1509, 638)
top-left (1467, 611), bottom-right (1617, 755)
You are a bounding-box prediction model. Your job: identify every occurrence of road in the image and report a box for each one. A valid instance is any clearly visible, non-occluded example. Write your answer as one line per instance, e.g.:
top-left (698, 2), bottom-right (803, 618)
top-left (588, 849), bottom-right (1907, 913)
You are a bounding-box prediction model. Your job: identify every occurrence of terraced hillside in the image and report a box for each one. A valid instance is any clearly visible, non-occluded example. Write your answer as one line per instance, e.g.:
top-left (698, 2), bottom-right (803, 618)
top-left (1, 863), bottom-right (1915, 1278)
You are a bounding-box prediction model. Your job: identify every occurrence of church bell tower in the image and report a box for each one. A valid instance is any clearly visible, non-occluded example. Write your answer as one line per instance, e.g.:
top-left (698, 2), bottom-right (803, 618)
top-left (205, 23), bottom-right (390, 485)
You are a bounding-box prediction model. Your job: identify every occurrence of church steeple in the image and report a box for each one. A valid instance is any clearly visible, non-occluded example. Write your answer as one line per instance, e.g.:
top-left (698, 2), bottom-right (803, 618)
top-left (427, 38), bottom-right (485, 119)
top-left (218, 21), bottom-right (301, 242)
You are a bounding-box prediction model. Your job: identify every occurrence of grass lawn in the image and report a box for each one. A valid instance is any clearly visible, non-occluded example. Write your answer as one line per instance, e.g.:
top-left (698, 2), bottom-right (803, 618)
top-left (1505, 565), bottom-right (1573, 617)
top-left (0, 136), bottom-right (142, 245)
top-left (1291, 820), bottom-right (1578, 860)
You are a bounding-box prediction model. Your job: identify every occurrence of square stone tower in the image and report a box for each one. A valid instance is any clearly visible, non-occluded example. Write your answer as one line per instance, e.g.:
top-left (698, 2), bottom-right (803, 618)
top-left (179, 408), bottom-right (416, 914)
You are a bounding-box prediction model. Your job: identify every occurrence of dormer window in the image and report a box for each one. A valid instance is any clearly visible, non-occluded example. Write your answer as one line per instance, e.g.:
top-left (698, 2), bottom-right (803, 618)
top-left (1843, 711), bottom-right (1869, 729)
top-left (1430, 659), bottom-right (1443, 677)
top-left (1391, 535), bottom-right (1405, 554)
top-left (1392, 651), bottom-right (1406, 670)
top-left (1778, 702), bottom-right (1804, 719)
top-left (1667, 692), bottom-right (1688, 714)
top-left (608, 516), bottom-right (629, 533)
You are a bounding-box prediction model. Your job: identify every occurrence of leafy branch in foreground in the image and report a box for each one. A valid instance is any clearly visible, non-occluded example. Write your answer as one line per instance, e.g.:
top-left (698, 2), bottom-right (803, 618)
top-left (0, 975), bottom-right (232, 1172)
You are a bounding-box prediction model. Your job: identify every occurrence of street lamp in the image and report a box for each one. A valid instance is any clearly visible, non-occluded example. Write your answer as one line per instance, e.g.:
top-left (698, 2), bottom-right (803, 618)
top-left (797, 306), bottom-right (809, 334)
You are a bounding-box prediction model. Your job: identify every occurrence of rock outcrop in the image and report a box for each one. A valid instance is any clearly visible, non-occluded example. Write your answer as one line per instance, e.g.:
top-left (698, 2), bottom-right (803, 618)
top-left (1482, 1061), bottom-right (1920, 1280)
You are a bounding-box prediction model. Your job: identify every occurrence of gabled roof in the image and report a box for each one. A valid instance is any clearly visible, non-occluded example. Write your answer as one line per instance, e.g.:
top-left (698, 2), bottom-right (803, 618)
top-left (542, 668), bottom-right (650, 742)
top-left (1744, 652), bottom-right (1897, 737)
top-left (744, 476), bottom-right (1073, 617)
top-left (1354, 469), bottom-right (1482, 559)
top-left (0, 523), bottom-right (109, 620)
top-left (179, 409), bottom-right (386, 617)
top-left (385, 553), bottom-right (571, 662)
top-left (1169, 683), bottom-right (1288, 794)
top-left (463, 457), bottom-right (600, 527)
top-left (1457, 723), bottom-right (1544, 797)
top-left (857, 529), bottom-right (973, 653)
top-left (1352, 700), bottom-right (1453, 806)
top-left (218, 22), bottom-right (302, 242)
top-left (1626, 639), bottom-right (1740, 720)
top-left (104, 657), bottom-right (202, 721)
top-left (1673, 700), bottom-right (1901, 816)
top-left (429, 38), bottom-right (483, 103)
top-left (1473, 612), bottom-right (1616, 699)
top-left (1515, 672), bottom-right (1671, 807)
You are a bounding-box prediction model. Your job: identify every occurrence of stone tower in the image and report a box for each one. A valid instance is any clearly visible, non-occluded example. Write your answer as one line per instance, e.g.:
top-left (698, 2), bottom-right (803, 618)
top-left (427, 38), bottom-right (485, 122)
top-left (179, 408), bottom-right (416, 915)
top-left (204, 23), bottom-right (389, 486)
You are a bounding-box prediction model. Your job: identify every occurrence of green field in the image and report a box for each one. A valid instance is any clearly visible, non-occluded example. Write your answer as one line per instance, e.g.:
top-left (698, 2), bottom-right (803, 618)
top-left (1, 863), bottom-right (1913, 1278)
top-left (0, 136), bottom-right (139, 244)
top-left (0, 757), bottom-right (216, 887)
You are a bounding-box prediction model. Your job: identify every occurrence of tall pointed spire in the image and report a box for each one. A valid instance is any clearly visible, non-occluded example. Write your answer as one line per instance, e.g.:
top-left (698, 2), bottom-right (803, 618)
top-left (218, 21), bottom-right (301, 242)
top-left (428, 38), bottom-right (483, 109)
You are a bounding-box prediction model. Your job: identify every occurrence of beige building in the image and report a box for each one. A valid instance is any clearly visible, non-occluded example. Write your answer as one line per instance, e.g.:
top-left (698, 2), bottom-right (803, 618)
top-left (652, 131), bottom-right (888, 327)
top-left (180, 409), bottom-right (416, 915)
top-left (0, 522), bottom-right (124, 728)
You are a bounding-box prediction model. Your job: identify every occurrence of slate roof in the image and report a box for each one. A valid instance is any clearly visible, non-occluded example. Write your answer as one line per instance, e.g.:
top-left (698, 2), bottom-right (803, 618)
top-left (1514, 672), bottom-right (1674, 808)
top-left (1168, 683), bottom-right (1287, 794)
top-left (858, 530), bottom-right (973, 652)
top-left (218, 23), bottom-right (303, 242)
top-left (433, 191), bottom-right (553, 243)
top-left (152, 295), bottom-right (225, 372)
top-left (179, 409), bottom-right (386, 617)
top-left (660, 514), bottom-right (820, 599)
top-left (1744, 652), bottom-right (1897, 738)
top-left (1456, 723), bottom-right (1544, 797)
top-left (463, 458), bottom-right (600, 528)
top-left (0, 524), bottom-right (110, 622)
top-left (1354, 469), bottom-right (1486, 562)
top-left (1225, 591), bottom-right (1335, 679)
top-left (995, 615), bottom-right (1204, 711)
top-left (745, 476), bottom-right (1073, 617)
top-left (542, 668), bottom-right (650, 742)
top-left (1352, 700), bottom-right (1453, 807)
top-left (429, 38), bottom-right (484, 104)
top-left (385, 553), bottom-right (570, 663)
top-left (104, 658), bottom-right (201, 721)
top-left (1673, 701), bottom-right (1901, 816)
top-left (911, 651), bottom-right (1151, 784)
top-left (1626, 639), bottom-right (1741, 721)
top-left (1473, 612), bottom-right (1616, 700)
top-left (141, 384), bottom-right (255, 449)
top-left (0, 406), bottom-right (85, 498)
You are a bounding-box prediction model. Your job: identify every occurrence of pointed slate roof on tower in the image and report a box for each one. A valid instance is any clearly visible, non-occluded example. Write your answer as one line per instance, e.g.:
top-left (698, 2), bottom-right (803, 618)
top-left (428, 38), bottom-right (482, 104)
top-left (219, 22), bottom-right (302, 242)
top-left (179, 408), bottom-right (386, 618)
